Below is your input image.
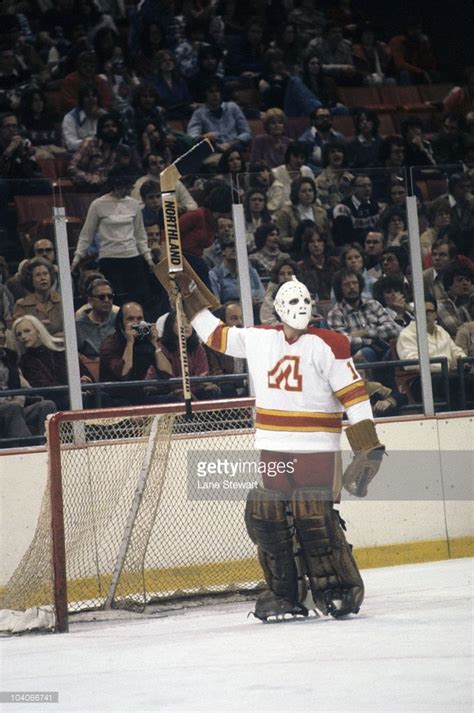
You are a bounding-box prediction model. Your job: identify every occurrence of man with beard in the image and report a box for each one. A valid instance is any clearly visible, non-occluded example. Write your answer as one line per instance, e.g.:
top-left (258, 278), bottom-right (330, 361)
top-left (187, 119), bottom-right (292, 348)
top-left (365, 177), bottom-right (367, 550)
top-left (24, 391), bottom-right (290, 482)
top-left (298, 106), bottom-right (346, 171)
top-left (328, 268), bottom-right (400, 363)
top-left (68, 112), bottom-right (140, 192)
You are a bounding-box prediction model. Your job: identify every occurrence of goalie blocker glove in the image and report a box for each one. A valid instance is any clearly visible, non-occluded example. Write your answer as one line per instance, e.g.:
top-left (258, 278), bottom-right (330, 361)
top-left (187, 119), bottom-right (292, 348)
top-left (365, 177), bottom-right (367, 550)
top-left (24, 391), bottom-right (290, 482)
top-left (154, 257), bottom-right (220, 320)
top-left (343, 419), bottom-right (385, 498)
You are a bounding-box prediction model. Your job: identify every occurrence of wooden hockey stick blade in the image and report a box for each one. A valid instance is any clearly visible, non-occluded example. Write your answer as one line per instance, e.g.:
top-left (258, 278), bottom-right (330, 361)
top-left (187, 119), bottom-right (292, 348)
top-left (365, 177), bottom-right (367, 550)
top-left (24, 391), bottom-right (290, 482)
top-left (160, 139), bottom-right (214, 192)
top-left (175, 138), bottom-right (214, 175)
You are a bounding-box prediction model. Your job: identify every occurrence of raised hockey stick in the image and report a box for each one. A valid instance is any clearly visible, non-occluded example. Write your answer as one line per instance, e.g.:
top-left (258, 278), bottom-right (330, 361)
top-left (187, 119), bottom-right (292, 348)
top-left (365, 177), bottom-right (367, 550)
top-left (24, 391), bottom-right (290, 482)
top-left (160, 139), bottom-right (214, 418)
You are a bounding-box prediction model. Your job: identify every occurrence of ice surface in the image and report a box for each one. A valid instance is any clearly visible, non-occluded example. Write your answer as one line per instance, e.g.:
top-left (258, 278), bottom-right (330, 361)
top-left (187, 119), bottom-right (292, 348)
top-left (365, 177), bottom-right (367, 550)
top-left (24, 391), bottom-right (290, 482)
top-left (0, 558), bottom-right (472, 713)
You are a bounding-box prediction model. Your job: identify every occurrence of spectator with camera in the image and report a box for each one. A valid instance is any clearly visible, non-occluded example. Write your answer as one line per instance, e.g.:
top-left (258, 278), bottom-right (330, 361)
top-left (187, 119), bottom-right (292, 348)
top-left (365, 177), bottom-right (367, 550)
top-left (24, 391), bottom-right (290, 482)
top-left (146, 309), bottom-right (220, 401)
top-left (0, 112), bottom-right (51, 224)
top-left (99, 301), bottom-right (175, 404)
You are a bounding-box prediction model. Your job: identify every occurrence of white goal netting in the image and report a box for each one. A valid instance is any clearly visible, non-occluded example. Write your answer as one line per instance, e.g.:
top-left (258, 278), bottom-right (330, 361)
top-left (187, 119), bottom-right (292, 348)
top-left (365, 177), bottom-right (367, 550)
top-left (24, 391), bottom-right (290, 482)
top-left (0, 401), bottom-right (264, 632)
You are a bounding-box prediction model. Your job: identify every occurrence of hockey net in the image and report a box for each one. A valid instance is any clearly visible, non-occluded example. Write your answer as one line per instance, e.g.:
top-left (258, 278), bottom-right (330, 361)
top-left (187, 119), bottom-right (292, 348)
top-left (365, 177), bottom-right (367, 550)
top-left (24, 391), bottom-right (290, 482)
top-left (0, 399), bottom-right (264, 633)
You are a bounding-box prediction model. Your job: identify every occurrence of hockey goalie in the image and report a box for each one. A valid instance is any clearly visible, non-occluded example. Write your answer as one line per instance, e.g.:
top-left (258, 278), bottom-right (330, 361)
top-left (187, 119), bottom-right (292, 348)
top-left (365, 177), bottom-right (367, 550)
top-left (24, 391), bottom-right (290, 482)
top-left (156, 263), bottom-right (385, 622)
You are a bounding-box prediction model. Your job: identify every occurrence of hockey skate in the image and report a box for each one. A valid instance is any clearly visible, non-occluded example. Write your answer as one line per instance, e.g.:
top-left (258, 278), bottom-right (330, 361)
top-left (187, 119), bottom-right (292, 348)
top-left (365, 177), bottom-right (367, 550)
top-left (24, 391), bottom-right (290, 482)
top-left (251, 590), bottom-right (310, 623)
top-left (322, 589), bottom-right (361, 619)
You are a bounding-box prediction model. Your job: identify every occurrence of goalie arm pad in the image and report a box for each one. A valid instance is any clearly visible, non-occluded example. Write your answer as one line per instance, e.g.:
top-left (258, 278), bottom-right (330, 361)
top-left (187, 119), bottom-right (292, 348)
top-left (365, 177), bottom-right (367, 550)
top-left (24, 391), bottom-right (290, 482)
top-left (343, 419), bottom-right (385, 498)
top-left (153, 257), bottom-right (221, 321)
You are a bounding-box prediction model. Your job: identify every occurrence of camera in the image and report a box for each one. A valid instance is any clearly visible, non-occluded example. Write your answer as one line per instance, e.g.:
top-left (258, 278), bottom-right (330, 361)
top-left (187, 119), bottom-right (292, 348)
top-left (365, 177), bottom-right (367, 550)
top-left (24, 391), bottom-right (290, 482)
top-left (132, 320), bottom-right (152, 339)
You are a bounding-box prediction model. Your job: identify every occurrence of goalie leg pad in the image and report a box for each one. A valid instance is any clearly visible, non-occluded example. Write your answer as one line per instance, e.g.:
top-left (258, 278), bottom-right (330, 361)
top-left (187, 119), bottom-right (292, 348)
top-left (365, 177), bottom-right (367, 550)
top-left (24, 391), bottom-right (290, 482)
top-left (291, 487), bottom-right (364, 617)
top-left (245, 487), bottom-right (299, 605)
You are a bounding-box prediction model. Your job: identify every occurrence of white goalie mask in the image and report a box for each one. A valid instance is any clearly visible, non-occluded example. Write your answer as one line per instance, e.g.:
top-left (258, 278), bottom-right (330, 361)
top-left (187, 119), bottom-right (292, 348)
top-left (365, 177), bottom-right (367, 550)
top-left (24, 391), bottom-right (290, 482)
top-left (274, 278), bottom-right (312, 330)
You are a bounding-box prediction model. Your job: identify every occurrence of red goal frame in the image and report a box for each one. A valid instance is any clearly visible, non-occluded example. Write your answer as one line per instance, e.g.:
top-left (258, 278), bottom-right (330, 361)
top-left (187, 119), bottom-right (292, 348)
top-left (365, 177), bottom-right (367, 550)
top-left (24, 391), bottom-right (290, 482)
top-left (46, 398), bottom-right (255, 632)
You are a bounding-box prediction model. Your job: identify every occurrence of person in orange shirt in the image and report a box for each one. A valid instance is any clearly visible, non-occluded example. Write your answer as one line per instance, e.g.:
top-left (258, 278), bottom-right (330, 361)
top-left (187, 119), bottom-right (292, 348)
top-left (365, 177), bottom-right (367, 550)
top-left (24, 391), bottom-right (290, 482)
top-left (61, 50), bottom-right (113, 112)
top-left (389, 19), bottom-right (437, 85)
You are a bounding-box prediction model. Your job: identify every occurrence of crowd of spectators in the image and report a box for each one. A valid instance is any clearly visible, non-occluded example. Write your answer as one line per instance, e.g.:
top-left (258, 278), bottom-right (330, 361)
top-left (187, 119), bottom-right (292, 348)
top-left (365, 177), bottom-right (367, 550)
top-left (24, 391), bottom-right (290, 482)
top-left (0, 0), bottom-right (473, 445)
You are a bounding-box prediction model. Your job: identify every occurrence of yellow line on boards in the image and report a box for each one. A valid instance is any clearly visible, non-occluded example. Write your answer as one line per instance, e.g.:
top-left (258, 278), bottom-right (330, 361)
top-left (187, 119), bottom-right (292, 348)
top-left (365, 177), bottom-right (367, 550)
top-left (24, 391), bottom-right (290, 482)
top-left (1, 538), bottom-right (472, 607)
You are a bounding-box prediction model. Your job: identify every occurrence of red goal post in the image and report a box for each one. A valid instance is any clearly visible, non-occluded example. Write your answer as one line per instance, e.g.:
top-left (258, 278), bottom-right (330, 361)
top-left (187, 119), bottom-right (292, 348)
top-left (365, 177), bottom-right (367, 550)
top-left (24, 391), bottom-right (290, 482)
top-left (1, 398), bottom-right (263, 634)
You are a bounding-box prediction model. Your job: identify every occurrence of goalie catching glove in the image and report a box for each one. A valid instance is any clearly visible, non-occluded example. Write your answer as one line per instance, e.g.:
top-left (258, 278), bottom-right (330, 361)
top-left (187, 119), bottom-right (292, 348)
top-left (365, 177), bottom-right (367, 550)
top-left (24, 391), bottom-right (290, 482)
top-left (154, 257), bottom-right (220, 321)
top-left (343, 419), bottom-right (385, 498)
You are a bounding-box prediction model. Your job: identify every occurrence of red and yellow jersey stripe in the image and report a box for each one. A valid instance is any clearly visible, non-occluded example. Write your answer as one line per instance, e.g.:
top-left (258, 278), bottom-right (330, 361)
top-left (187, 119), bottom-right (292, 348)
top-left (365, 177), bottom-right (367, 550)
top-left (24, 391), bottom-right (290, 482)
top-left (206, 322), bottom-right (229, 353)
top-left (256, 407), bottom-right (343, 433)
top-left (334, 379), bottom-right (369, 409)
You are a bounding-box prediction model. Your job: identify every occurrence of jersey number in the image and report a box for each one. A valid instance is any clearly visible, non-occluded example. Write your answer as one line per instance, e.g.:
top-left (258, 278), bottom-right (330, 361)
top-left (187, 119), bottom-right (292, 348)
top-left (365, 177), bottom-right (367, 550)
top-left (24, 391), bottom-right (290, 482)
top-left (268, 356), bottom-right (303, 392)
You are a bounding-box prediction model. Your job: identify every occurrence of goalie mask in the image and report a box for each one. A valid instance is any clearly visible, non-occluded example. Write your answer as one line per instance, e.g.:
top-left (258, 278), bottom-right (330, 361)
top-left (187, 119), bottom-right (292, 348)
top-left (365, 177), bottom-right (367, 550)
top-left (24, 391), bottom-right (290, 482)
top-left (274, 278), bottom-right (312, 330)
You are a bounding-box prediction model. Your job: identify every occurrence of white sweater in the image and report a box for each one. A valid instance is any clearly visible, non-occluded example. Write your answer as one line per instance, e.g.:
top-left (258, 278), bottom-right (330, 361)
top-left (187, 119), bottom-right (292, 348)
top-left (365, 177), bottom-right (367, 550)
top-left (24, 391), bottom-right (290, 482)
top-left (74, 194), bottom-right (152, 264)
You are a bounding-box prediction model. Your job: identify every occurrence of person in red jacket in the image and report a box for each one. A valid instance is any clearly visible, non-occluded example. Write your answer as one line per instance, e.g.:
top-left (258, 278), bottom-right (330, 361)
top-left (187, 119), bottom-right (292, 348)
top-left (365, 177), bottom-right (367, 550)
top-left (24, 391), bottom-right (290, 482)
top-left (389, 20), bottom-right (437, 85)
top-left (178, 183), bottom-right (233, 288)
top-left (61, 50), bottom-right (113, 112)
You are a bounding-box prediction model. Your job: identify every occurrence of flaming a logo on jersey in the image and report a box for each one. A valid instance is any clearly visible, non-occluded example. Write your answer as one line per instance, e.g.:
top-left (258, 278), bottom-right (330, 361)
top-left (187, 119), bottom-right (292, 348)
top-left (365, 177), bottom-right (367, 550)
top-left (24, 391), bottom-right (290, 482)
top-left (268, 356), bottom-right (303, 392)
top-left (162, 193), bottom-right (182, 270)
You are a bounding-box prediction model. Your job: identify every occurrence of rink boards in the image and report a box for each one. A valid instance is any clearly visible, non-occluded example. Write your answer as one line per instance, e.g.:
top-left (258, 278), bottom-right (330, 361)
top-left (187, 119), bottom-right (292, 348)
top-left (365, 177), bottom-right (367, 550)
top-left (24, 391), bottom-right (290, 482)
top-left (0, 414), bottom-right (472, 596)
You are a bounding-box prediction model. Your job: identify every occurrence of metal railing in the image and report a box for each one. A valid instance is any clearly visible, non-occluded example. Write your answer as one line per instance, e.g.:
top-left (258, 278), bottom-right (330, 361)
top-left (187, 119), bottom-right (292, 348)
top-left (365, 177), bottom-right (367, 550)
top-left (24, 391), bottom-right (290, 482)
top-left (1, 356), bottom-right (470, 450)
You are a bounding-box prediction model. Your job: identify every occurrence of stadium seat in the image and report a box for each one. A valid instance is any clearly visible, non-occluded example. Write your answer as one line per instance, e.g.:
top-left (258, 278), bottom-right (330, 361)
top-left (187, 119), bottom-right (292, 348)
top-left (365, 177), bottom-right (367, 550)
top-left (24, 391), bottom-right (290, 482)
top-left (36, 159), bottom-right (57, 181)
top-left (426, 178), bottom-right (448, 200)
top-left (396, 86), bottom-right (433, 114)
top-left (13, 194), bottom-right (60, 254)
top-left (14, 194), bottom-right (55, 229)
top-left (64, 192), bottom-right (97, 219)
top-left (248, 118), bottom-right (265, 137)
top-left (28, 216), bottom-right (83, 257)
top-left (415, 180), bottom-right (429, 201)
top-left (390, 341), bottom-right (418, 405)
top-left (167, 119), bottom-right (186, 133)
top-left (287, 117), bottom-right (310, 139)
top-left (332, 115), bottom-right (355, 137)
top-left (338, 86), bottom-right (394, 112)
top-left (418, 83), bottom-right (454, 104)
top-left (378, 112), bottom-right (398, 136)
top-left (53, 156), bottom-right (70, 179)
top-left (44, 90), bottom-right (64, 115)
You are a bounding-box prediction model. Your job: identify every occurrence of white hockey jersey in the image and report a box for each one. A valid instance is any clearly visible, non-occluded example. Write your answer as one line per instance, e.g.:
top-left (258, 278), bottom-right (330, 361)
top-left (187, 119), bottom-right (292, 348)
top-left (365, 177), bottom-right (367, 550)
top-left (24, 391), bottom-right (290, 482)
top-left (192, 310), bottom-right (373, 452)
